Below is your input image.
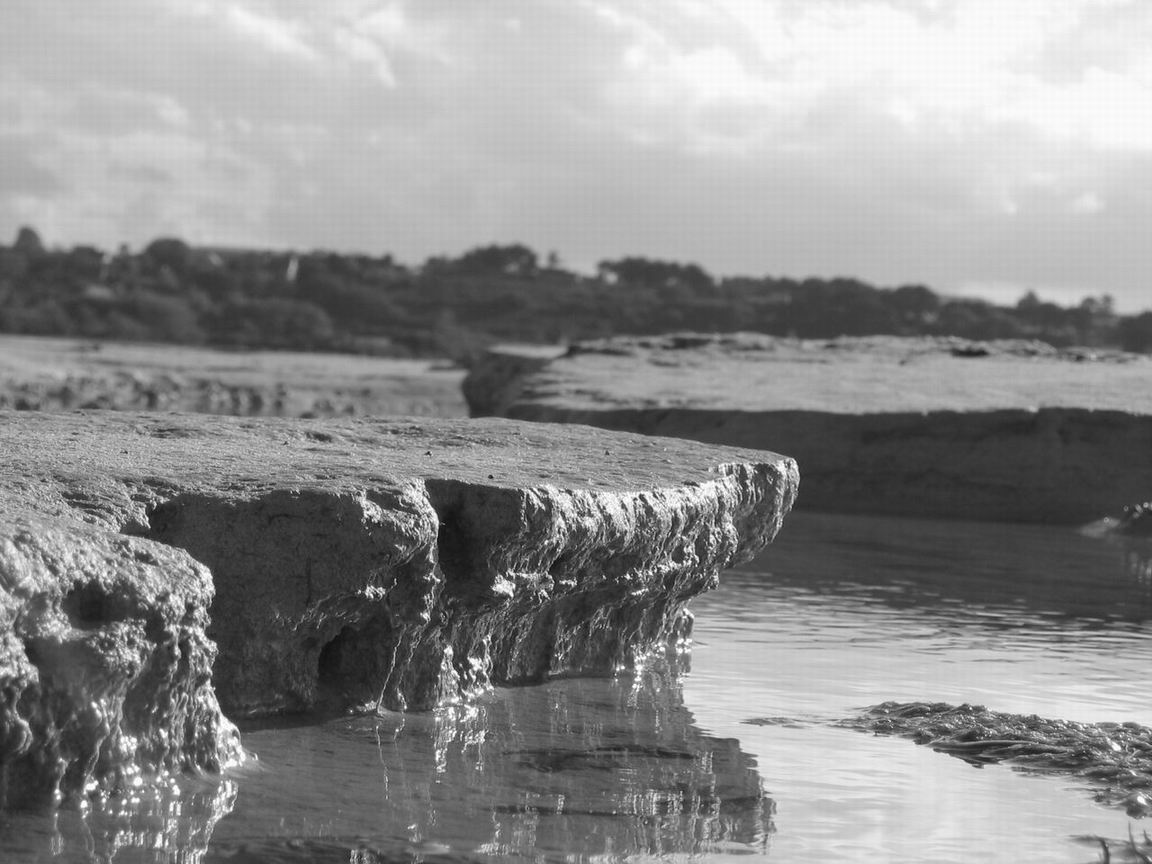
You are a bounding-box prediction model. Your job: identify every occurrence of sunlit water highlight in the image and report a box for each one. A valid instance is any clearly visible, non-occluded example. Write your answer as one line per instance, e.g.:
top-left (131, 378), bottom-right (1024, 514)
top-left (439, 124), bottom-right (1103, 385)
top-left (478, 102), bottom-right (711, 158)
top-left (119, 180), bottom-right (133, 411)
top-left (2, 512), bottom-right (1148, 862)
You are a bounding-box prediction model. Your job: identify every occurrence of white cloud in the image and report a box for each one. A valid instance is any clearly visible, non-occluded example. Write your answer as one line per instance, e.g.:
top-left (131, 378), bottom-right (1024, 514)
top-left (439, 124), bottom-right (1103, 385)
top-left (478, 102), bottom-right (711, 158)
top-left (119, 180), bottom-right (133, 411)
top-left (331, 27), bottom-right (396, 87)
top-left (583, 0), bottom-right (1152, 159)
top-left (223, 5), bottom-right (320, 64)
top-left (3, 0), bottom-right (1152, 311)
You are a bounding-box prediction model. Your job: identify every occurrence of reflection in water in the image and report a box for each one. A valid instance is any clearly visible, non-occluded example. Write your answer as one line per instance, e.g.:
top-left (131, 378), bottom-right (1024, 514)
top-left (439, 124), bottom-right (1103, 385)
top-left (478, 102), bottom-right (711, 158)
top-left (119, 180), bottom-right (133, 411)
top-left (0, 775), bottom-right (236, 864)
top-left (209, 657), bottom-right (773, 862)
top-left (9, 512), bottom-right (1149, 862)
top-left (1121, 539), bottom-right (1152, 594)
top-left (740, 511), bottom-right (1152, 627)
top-left (685, 511), bottom-right (1152, 863)
top-left (0, 657), bottom-right (773, 862)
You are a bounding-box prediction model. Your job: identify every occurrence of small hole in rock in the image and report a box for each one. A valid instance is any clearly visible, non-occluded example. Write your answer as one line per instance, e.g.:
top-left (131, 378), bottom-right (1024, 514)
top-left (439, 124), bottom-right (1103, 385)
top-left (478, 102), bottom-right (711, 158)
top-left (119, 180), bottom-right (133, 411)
top-left (317, 627), bottom-right (353, 686)
top-left (63, 583), bottom-right (114, 629)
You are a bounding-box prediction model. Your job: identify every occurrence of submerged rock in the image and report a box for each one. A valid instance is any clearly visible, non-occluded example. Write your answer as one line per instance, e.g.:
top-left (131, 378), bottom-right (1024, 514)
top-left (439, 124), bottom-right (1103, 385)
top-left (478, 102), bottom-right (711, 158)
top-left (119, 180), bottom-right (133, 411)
top-left (838, 701), bottom-right (1152, 817)
top-left (1, 410), bottom-right (796, 802)
top-left (466, 334), bottom-right (1152, 523)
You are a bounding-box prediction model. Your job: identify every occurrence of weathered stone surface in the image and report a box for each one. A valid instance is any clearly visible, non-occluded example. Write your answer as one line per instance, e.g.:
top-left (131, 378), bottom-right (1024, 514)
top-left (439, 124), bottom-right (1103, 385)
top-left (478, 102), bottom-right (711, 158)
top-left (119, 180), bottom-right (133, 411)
top-left (466, 334), bottom-right (1152, 523)
top-left (2, 411), bottom-right (796, 731)
top-left (0, 335), bottom-right (468, 418)
top-left (0, 505), bottom-right (241, 808)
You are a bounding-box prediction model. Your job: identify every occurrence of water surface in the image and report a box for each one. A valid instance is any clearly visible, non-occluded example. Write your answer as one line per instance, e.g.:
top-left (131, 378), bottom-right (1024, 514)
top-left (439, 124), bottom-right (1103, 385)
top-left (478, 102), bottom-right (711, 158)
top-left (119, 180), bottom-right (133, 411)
top-left (2, 512), bottom-right (1149, 862)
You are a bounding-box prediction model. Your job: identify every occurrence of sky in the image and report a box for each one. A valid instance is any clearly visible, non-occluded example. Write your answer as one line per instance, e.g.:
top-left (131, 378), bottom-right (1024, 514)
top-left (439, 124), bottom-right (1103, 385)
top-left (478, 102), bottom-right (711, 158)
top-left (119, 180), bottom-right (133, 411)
top-left (1, 0), bottom-right (1151, 312)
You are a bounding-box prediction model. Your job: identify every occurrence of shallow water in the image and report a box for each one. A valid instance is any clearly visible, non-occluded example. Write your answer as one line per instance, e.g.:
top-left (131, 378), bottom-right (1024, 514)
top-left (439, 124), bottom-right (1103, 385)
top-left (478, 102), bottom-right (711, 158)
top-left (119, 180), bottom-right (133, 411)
top-left (2, 512), bottom-right (1149, 862)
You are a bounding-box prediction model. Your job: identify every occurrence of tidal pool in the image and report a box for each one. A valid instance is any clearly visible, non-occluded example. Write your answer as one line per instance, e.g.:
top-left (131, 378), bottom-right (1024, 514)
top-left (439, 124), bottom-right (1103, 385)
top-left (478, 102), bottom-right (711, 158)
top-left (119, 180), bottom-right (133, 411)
top-left (2, 512), bottom-right (1149, 862)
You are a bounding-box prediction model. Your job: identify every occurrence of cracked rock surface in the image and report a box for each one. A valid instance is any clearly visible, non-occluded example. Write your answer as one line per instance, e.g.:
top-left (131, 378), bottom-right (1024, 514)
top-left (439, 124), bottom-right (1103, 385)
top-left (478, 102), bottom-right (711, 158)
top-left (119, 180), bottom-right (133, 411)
top-left (465, 333), bottom-right (1152, 523)
top-left (1, 410), bottom-right (797, 803)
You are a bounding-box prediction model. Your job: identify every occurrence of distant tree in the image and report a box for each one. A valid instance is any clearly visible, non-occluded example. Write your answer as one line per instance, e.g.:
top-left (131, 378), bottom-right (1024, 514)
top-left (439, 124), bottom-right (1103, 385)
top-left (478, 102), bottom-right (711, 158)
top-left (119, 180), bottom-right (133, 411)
top-left (13, 226), bottom-right (45, 257)
top-left (597, 257), bottom-right (713, 290)
top-left (123, 292), bottom-right (205, 343)
top-left (143, 237), bottom-right (192, 274)
top-left (215, 298), bottom-right (335, 350)
top-left (1118, 312), bottom-right (1152, 353)
top-left (1069, 294), bottom-right (1118, 345)
top-left (936, 298), bottom-right (1023, 341)
top-left (66, 246), bottom-right (106, 281)
top-left (452, 244), bottom-right (539, 277)
top-left (1078, 294), bottom-right (1115, 317)
top-left (890, 284), bottom-right (940, 316)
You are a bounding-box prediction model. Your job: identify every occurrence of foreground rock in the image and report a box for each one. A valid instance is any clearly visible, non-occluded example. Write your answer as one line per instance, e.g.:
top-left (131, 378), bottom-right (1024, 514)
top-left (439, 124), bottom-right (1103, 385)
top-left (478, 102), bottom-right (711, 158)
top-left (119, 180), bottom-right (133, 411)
top-left (1, 410), bottom-right (796, 802)
top-left (467, 334), bottom-right (1152, 523)
top-left (0, 506), bottom-right (241, 808)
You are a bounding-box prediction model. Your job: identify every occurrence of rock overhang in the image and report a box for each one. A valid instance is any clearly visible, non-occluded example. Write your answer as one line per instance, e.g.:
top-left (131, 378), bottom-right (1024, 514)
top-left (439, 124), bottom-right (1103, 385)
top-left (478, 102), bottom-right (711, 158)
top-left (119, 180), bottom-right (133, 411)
top-left (0, 409), bottom-right (798, 805)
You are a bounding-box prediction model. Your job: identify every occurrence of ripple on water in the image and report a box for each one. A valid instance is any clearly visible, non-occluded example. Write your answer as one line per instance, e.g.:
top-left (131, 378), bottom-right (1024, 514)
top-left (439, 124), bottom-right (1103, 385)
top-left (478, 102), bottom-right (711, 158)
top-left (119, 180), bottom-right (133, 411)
top-left (2, 512), bottom-right (1149, 862)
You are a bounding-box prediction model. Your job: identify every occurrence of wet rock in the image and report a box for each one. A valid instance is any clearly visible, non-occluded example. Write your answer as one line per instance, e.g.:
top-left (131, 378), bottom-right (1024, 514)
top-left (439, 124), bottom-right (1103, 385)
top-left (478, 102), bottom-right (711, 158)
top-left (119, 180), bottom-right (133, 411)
top-left (838, 701), bottom-right (1152, 817)
top-left (466, 334), bottom-right (1152, 523)
top-left (2, 411), bottom-right (797, 728)
top-left (0, 506), bottom-right (241, 809)
top-left (1114, 503), bottom-right (1152, 537)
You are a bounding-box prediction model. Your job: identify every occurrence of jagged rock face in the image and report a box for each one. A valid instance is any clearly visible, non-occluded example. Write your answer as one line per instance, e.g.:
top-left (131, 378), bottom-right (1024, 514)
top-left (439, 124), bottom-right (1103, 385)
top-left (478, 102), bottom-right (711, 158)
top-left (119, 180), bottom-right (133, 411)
top-left (465, 334), bottom-right (1152, 523)
top-left (0, 507), bottom-right (241, 809)
top-left (1, 410), bottom-right (797, 796)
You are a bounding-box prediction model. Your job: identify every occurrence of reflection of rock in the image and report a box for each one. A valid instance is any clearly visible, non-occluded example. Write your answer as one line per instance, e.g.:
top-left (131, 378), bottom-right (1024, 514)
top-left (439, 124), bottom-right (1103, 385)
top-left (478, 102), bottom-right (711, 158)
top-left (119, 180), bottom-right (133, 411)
top-left (837, 701), bottom-right (1152, 817)
top-left (0, 507), bottom-right (241, 809)
top-left (1114, 503), bottom-right (1152, 537)
top-left (38, 775), bottom-right (237, 864)
top-left (209, 661), bottom-right (774, 861)
top-left (466, 334), bottom-right (1152, 523)
top-left (2, 410), bottom-right (795, 804)
top-left (1080, 508), bottom-right (1152, 598)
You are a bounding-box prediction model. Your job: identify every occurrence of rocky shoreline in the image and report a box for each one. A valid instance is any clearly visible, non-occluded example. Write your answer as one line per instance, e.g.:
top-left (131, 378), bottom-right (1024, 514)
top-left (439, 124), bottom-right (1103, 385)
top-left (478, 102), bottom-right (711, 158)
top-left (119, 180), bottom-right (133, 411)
top-left (0, 409), bottom-right (798, 805)
top-left (466, 334), bottom-right (1152, 523)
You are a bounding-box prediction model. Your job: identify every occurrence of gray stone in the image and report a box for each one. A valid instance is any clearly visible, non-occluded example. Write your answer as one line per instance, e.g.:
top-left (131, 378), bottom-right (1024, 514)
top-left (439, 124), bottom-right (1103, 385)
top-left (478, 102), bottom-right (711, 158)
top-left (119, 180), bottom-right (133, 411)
top-left (0, 506), bottom-right (241, 808)
top-left (465, 334), bottom-right (1152, 523)
top-left (1, 410), bottom-right (796, 802)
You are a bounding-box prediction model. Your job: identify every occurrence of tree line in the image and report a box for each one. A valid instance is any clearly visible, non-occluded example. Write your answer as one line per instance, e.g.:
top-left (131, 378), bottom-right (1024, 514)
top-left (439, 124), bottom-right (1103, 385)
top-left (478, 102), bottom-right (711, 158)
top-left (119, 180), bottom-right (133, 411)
top-left (2, 227), bottom-right (1150, 361)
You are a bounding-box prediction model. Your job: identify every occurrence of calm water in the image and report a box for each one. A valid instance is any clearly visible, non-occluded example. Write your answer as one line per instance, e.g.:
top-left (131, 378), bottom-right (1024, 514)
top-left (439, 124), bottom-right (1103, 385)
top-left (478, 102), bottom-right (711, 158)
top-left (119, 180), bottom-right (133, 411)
top-left (2, 512), bottom-right (1150, 863)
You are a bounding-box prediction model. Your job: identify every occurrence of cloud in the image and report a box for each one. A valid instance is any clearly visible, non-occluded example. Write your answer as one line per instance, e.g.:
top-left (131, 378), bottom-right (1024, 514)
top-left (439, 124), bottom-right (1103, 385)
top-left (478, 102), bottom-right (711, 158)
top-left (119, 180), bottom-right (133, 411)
top-left (1, 0), bottom-right (1151, 310)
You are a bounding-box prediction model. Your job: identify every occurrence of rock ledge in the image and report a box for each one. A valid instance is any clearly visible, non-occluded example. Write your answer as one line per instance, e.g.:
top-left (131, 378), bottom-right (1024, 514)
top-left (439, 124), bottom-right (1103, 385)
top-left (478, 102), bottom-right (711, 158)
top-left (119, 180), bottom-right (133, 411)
top-left (466, 334), bottom-right (1152, 523)
top-left (1, 410), bottom-right (797, 804)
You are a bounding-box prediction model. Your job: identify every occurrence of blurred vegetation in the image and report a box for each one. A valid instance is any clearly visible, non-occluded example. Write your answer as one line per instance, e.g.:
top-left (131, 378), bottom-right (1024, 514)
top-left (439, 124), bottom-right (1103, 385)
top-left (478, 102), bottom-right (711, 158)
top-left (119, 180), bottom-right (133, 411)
top-left (1, 226), bottom-right (1147, 363)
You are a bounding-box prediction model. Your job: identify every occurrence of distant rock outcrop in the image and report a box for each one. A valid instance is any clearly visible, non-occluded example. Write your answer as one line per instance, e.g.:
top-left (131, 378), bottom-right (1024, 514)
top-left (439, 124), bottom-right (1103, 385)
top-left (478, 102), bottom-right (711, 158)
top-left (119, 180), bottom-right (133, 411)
top-left (1, 410), bottom-right (797, 805)
top-left (465, 334), bottom-right (1152, 523)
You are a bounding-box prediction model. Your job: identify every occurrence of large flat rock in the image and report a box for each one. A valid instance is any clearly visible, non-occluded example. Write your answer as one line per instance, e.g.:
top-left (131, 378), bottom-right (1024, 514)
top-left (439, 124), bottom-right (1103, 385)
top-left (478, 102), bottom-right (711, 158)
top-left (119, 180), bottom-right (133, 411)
top-left (1, 410), bottom-right (796, 804)
top-left (465, 334), bottom-right (1152, 523)
top-left (0, 334), bottom-right (468, 417)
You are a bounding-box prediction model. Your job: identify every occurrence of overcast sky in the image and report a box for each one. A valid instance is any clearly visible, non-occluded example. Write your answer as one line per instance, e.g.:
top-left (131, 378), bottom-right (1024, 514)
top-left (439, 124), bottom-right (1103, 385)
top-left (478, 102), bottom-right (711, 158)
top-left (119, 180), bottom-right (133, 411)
top-left (2, 0), bottom-right (1150, 311)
